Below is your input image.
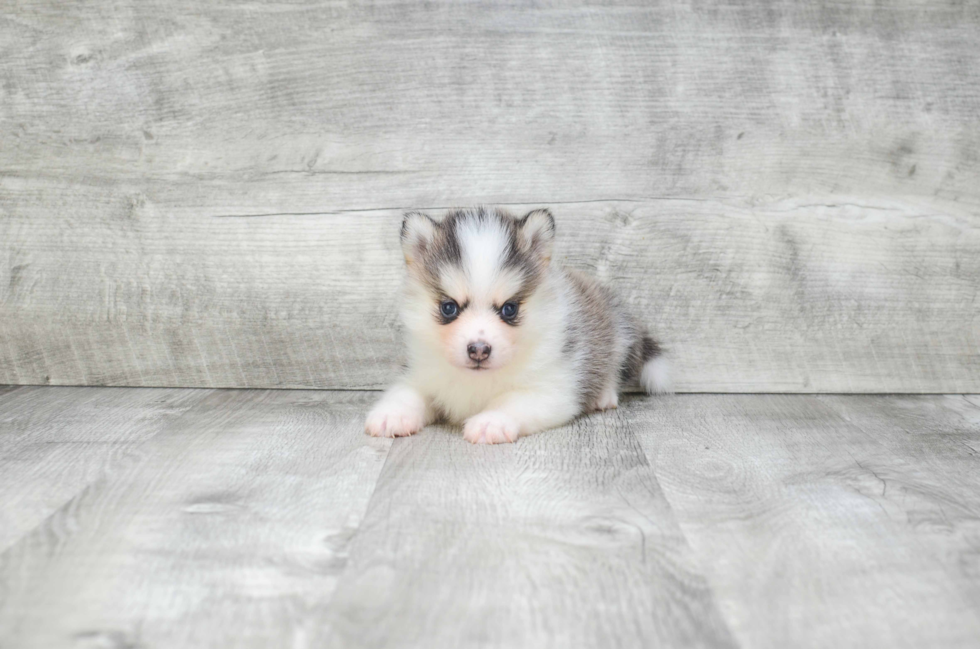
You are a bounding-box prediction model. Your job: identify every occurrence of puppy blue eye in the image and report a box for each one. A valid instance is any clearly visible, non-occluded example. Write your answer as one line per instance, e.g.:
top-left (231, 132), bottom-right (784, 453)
top-left (440, 300), bottom-right (459, 318)
top-left (500, 302), bottom-right (518, 320)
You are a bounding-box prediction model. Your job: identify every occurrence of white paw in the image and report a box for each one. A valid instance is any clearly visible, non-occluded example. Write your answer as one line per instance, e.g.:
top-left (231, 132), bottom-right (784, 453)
top-left (593, 387), bottom-right (619, 411)
top-left (365, 402), bottom-right (424, 438)
top-left (463, 410), bottom-right (520, 445)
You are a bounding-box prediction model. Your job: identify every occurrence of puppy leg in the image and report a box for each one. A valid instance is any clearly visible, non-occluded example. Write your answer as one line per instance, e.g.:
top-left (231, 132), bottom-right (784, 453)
top-left (463, 389), bottom-right (580, 445)
top-left (592, 379), bottom-right (620, 411)
top-left (365, 383), bottom-right (434, 438)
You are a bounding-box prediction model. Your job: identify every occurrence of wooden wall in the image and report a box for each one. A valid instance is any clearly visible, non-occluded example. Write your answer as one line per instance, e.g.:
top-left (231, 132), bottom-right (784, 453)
top-left (1, 1), bottom-right (978, 391)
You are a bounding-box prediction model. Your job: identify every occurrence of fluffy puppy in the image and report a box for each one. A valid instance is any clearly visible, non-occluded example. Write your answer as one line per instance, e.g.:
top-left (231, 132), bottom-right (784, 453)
top-left (365, 206), bottom-right (670, 444)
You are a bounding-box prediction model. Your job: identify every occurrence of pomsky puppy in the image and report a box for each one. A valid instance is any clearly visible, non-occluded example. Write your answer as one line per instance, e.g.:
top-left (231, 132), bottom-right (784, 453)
top-left (365, 206), bottom-right (670, 444)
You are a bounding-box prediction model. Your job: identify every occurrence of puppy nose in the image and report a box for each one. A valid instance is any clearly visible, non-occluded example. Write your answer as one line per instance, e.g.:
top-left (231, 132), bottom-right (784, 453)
top-left (467, 341), bottom-right (492, 362)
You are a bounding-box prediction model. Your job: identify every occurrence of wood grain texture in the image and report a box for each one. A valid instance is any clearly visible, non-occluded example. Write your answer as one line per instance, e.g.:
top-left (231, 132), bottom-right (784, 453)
top-left (0, 386), bottom-right (208, 551)
top-left (322, 412), bottom-right (737, 649)
top-left (817, 394), bottom-right (980, 612)
top-left (2, 199), bottom-right (978, 392)
top-left (0, 389), bottom-right (391, 649)
top-left (1, 0), bottom-right (979, 391)
top-left (1, 389), bottom-right (979, 647)
top-left (631, 393), bottom-right (980, 649)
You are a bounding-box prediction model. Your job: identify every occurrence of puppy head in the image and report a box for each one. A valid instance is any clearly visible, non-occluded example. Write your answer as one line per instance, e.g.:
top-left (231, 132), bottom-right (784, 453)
top-left (399, 206), bottom-right (555, 372)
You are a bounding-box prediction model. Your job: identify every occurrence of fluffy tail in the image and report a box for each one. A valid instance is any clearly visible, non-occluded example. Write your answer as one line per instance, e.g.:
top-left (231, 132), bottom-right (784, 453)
top-left (639, 336), bottom-right (673, 395)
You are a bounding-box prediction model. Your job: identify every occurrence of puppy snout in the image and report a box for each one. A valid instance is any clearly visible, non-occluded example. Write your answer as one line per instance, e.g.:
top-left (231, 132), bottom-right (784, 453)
top-left (467, 340), bottom-right (492, 362)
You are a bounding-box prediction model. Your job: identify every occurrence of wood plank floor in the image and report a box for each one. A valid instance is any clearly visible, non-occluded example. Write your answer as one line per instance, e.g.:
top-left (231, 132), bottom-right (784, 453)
top-left (1, 388), bottom-right (978, 648)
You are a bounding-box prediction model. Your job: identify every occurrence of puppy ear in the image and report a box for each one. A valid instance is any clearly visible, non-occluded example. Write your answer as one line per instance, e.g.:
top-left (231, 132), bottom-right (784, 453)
top-left (400, 211), bottom-right (438, 266)
top-left (517, 208), bottom-right (556, 265)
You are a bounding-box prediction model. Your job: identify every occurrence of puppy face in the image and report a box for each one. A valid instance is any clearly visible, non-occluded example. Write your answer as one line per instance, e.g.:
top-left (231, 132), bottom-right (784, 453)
top-left (400, 207), bottom-right (555, 372)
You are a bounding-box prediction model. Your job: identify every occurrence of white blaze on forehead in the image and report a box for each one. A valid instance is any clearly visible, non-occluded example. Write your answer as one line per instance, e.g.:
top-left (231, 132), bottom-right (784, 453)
top-left (440, 255), bottom-right (523, 306)
top-left (457, 216), bottom-right (512, 300)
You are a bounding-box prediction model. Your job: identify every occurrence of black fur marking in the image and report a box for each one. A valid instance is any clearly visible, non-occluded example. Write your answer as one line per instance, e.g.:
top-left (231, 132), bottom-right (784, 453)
top-left (408, 207), bottom-right (548, 305)
top-left (438, 216), bottom-right (463, 266)
top-left (620, 334), bottom-right (664, 383)
top-left (642, 336), bottom-right (662, 362)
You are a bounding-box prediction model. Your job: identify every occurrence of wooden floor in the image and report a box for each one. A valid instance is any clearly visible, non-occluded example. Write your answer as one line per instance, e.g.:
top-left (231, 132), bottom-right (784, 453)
top-left (1, 387), bottom-right (979, 648)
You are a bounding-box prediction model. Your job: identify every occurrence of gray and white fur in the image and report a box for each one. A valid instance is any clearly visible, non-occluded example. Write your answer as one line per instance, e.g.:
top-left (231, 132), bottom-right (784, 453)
top-left (365, 206), bottom-right (670, 444)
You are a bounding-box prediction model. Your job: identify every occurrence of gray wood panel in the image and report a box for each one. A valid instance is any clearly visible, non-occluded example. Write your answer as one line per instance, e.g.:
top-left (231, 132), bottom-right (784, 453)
top-left (2, 389), bottom-right (980, 646)
top-left (816, 394), bottom-right (980, 612)
top-left (632, 394), bottom-right (980, 649)
top-left (321, 412), bottom-right (737, 649)
top-left (0, 390), bottom-right (391, 648)
top-left (0, 386), bottom-right (208, 551)
top-left (2, 0), bottom-right (979, 391)
top-left (2, 199), bottom-right (978, 392)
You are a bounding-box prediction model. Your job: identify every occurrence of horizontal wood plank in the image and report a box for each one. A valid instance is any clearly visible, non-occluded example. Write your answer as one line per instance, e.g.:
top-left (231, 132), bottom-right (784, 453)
top-left (816, 394), bottom-right (980, 612)
top-left (0, 386), bottom-right (208, 551)
top-left (631, 393), bottom-right (980, 648)
top-left (2, 1), bottom-right (978, 205)
top-left (0, 390), bottom-right (391, 648)
top-left (1, 0), bottom-right (979, 391)
top-left (2, 198), bottom-right (978, 391)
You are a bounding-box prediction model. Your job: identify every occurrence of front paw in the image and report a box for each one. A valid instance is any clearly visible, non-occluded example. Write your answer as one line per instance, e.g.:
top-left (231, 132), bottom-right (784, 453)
top-left (593, 386), bottom-right (619, 411)
top-left (463, 410), bottom-right (520, 445)
top-left (365, 402), bottom-right (424, 438)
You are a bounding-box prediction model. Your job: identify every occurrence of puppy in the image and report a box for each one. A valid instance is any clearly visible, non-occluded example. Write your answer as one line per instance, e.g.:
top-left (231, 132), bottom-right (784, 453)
top-left (365, 206), bottom-right (670, 444)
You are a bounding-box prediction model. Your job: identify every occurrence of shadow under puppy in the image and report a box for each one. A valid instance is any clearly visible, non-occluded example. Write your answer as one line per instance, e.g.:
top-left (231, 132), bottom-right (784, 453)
top-left (366, 206), bottom-right (670, 444)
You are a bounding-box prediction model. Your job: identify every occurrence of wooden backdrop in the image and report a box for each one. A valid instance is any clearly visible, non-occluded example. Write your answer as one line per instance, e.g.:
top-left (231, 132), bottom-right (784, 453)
top-left (1, 1), bottom-right (978, 392)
